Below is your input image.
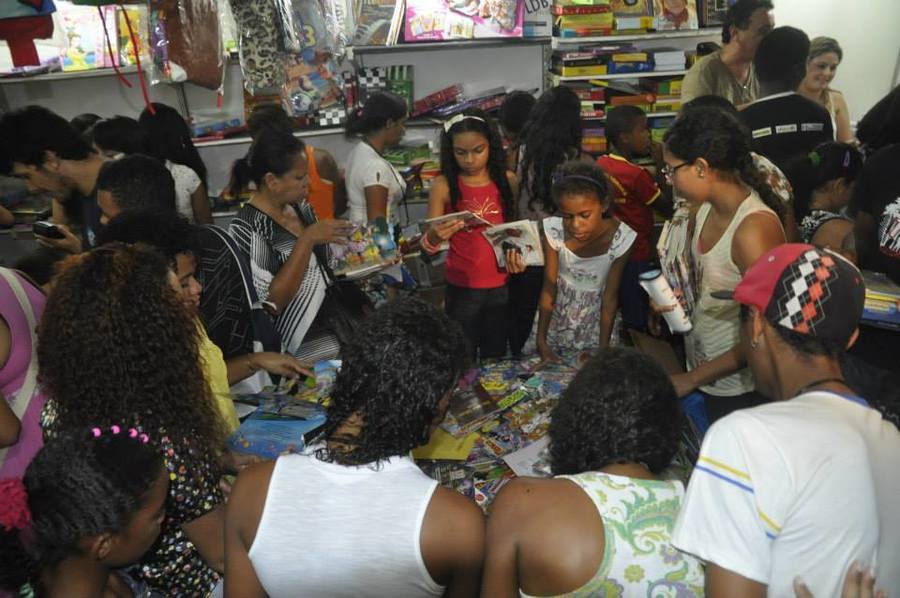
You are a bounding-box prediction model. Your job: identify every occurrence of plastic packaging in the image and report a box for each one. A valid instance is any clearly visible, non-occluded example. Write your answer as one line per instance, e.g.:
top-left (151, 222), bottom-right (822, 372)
top-left (228, 0), bottom-right (283, 95)
top-left (148, 0), bottom-right (224, 91)
top-left (274, 0), bottom-right (339, 54)
top-left (639, 269), bottom-right (693, 333)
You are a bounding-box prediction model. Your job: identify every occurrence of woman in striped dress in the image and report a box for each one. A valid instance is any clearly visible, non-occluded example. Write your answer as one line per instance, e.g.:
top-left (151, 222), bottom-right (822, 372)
top-left (229, 130), bottom-right (355, 362)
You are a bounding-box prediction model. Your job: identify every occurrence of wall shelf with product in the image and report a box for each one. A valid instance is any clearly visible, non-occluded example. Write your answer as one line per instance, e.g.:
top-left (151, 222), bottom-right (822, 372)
top-left (548, 0), bottom-right (720, 156)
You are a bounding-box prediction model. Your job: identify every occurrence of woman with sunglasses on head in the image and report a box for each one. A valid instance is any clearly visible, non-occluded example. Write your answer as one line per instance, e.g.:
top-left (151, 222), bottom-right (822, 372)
top-left (534, 161), bottom-right (635, 365)
top-left (660, 106), bottom-right (785, 422)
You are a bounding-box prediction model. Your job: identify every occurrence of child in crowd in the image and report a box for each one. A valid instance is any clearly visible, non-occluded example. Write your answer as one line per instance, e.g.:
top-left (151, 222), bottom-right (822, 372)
top-left (535, 161), bottom-right (635, 363)
top-left (0, 430), bottom-right (167, 597)
top-left (482, 348), bottom-right (704, 596)
top-left (498, 90), bottom-right (536, 172)
top-left (139, 102), bottom-right (213, 224)
top-left (88, 115), bottom-right (148, 158)
top-left (509, 87), bottom-right (591, 357)
top-left (785, 141), bottom-right (863, 259)
top-left (423, 109), bottom-right (519, 359)
top-left (95, 154), bottom-right (177, 224)
top-left (599, 105), bottom-right (673, 333)
top-left (225, 298), bottom-right (484, 598)
top-left (37, 244), bottom-right (228, 595)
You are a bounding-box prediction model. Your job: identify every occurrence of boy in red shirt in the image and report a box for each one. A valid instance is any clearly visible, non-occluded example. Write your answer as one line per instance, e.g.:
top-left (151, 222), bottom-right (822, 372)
top-left (597, 106), bottom-right (673, 332)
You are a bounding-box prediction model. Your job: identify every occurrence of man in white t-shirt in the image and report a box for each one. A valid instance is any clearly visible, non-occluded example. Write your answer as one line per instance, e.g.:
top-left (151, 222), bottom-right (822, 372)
top-left (673, 244), bottom-right (900, 596)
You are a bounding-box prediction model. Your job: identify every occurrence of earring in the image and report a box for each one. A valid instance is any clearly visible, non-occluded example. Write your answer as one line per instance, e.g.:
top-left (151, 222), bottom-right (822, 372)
top-left (698, 169), bottom-right (705, 178)
top-left (750, 338), bottom-right (760, 350)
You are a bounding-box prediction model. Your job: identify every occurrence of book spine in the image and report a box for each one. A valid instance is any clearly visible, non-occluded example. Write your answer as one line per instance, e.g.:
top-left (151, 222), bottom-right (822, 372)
top-left (551, 5), bottom-right (612, 15)
top-left (556, 65), bottom-right (608, 76)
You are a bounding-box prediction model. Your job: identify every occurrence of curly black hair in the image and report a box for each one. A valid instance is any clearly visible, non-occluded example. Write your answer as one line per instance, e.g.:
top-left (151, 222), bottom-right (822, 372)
top-left (438, 108), bottom-right (516, 218)
top-left (0, 432), bottom-right (162, 591)
top-left (316, 298), bottom-right (468, 466)
top-left (89, 116), bottom-right (149, 156)
top-left (36, 243), bottom-right (225, 456)
top-left (96, 155), bottom-right (177, 214)
top-left (519, 87), bottom-right (583, 215)
top-left (549, 348), bottom-right (680, 475)
top-left (664, 105), bottom-right (786, 224)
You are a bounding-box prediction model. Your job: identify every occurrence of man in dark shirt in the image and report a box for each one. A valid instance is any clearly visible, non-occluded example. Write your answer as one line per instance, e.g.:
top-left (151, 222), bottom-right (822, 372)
top-left (0, 105), bottom-right (104, 253)
top-left (739, 26), bottom-right (833, 173)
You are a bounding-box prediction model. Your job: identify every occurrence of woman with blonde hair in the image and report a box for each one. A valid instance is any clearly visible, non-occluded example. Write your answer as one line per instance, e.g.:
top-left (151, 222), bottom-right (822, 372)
top-left (798, 36), bottom-right (854, 143)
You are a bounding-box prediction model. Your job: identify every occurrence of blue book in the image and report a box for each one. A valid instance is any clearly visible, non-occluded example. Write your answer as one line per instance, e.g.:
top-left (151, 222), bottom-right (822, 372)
top-left (228, 394), bottom-right (327, 459)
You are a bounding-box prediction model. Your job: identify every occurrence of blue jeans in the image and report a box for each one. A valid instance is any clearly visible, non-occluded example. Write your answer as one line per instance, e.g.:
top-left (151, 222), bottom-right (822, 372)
top-left (445, 283), bottom-right (509, 360)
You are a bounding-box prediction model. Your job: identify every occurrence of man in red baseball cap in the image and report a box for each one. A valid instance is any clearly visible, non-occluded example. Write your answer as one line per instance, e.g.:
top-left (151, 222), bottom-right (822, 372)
top-left (671, 244), bottom-right (900, 596)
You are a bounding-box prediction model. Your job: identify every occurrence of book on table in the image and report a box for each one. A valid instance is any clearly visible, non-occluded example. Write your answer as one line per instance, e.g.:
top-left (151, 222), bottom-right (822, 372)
top-left (227, 394), bottom-right (327, 460)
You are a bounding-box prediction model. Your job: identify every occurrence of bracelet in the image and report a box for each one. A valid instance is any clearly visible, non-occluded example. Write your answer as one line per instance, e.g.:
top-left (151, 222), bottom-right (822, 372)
top-left (420, 233), bottom-right (441, 255)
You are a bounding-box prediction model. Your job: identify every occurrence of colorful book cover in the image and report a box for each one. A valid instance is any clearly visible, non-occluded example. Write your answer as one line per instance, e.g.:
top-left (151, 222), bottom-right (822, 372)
top-left (227, 395), bottom-right (327, 460)
top-left (482, 220), bottom-right (544, 267)
top-left (404, 0), bottom-right (524, 41)
top-left (117, 5), bottom-right (149, 66)
top-left (653, 0), bottom-right (699, 30)
top-left (330, 219), bottom-right (400, 280)
top-left (523, 0), bottom-right (552, 37)
top-left (58, 1), bottom-right (106, 72)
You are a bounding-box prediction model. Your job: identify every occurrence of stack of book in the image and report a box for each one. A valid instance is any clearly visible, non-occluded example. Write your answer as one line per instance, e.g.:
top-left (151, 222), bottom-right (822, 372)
top-left (610, 0), bottom-right (653, 34)
top-left (862, 271), bottom-right (900, 329)
top-left (582, 126), bottom-right (607, 154)
top-left (552, 0), bottom-right (612, 38)
top-left (574, 86), bottom-right (607, 119)
top-left (641, 77), bottom-right (684, 112)
top-left (608, 91), bottom-right (656, 112)
top-left (551, 48), bottom-right (609, 77)
top-left (652, 48), bottom-right (686, 72)
top-left (607, 49), bottom-right (653, 74)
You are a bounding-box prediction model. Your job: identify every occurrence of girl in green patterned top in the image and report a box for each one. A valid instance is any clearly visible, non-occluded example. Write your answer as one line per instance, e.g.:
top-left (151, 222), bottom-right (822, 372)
top-left (482, 348), bottom-right (704, 597)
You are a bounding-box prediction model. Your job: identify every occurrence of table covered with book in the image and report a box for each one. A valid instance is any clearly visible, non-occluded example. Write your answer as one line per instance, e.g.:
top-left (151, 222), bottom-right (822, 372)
top-left (227, 358), bottom-right (580, 510)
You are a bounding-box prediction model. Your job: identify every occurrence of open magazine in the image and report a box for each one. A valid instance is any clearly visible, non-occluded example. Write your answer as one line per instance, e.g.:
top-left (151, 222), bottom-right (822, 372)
top-left (482, 220), bottom-right (544, 267)
top-left (417, 211), bottom-right (494, 251)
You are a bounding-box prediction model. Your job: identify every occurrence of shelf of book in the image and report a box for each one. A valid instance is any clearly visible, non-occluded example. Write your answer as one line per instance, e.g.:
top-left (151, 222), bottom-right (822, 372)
top-left (349, 37), bottom-right (551, 56)
top-left (550, 28), bottom-right (720, 48)
top-left (552, 69), bottom-right (687, 83)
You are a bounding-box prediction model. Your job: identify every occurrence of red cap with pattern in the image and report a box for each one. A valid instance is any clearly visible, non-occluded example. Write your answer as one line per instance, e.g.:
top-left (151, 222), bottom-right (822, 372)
top-left (711, 244), bottom-right (865, 346)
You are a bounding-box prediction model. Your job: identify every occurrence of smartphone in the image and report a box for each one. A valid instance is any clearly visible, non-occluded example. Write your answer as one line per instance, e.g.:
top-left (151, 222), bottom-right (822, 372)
top-left (33, 221), bottom-right (65, 239)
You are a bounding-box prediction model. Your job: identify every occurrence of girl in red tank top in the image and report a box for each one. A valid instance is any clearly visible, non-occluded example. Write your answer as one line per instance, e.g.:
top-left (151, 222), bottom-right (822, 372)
top-left (424, 108), bottom-right (519, 359)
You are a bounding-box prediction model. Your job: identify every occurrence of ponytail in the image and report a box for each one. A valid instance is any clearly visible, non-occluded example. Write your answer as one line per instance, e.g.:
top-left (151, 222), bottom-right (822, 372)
top-left (228, 156), bottom-right (252, 199)
top-left (737, 154), bottom-right (787, 225)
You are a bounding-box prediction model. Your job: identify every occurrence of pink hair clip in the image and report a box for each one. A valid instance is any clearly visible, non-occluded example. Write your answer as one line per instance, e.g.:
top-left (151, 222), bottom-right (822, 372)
top-left (110, 425), bottom-right (121, 434)
top-left (139, 433), bottom-right (150, 444)
top-left (128, 428), bottom-right (138, 439)
top-left (91, 427), bottom-right (102, 438)
top-left (0, 478), bottom-right (32, 532)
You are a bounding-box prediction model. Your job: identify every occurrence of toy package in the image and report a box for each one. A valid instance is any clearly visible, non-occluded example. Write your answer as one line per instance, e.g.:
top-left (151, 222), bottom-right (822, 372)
top-left (404, 0), bottom-right (524, 41)
top-left (117, 4), bottom-right (149, 66)
top-left (227, 394), bottom-right (327, 459)
top-left (57, 1), bottom-right (110, 71)
top-left (280, 47), bottom-right (342, 118)
top-left (329, 219), bottom-right (401, 280)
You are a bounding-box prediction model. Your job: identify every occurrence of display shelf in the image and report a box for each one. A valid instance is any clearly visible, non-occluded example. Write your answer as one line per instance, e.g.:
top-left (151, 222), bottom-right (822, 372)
top-left (349, 37), bottom-right (551, 57)
top-left (552, 69), bottom-right (687, 83)
top-left (551, 28), bottom-right (719, 48)
top-left (193, 118), bottom-right (442, 148)
top-left (582, 111), bottom-right (677, 121)
top-left (0, 65), bottom-right (139, 84)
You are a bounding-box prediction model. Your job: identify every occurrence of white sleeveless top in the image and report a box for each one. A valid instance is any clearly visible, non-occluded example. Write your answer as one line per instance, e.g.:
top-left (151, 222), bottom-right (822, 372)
top-left (248, 450), bottom-right (444, 598)
top-left (686, 190), bottom-right (780, 396)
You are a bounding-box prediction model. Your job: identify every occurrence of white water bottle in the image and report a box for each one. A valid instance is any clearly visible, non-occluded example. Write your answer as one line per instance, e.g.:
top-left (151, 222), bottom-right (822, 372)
top-left (639, 269), bottom-right (692, 333)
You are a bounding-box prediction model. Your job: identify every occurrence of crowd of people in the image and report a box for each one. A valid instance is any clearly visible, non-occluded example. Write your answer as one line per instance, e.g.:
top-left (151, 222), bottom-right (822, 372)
top-left (0, 0), bottom-right (899, 595)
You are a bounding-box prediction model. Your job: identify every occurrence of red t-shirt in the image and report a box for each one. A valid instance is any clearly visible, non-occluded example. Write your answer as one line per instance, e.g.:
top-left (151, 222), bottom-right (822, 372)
top-left (444, 179), bottom-right (508, 289)
top-left (597, 154), bottom-right (661, 262)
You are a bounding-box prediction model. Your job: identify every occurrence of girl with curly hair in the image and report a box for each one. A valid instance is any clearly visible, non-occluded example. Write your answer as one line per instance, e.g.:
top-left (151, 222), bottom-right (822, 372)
top-left (483, 348), bottom-right (704, 596)
top-left (225, 298), bottom-right (485, 597)
top-left (661, 105), bottom-right (785, 420)
top-left (37, 243), bottom-right (227, 596)
top-left (0, 429), bottom-right (167, 597)
top-left (423, 108), bottom-right (519, 360)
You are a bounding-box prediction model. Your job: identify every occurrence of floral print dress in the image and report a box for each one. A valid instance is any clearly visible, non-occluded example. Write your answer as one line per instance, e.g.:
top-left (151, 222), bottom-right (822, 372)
top-left (543, 217), bottom-right (636, 354)
top-left (520, 472), bottom-right (705, 597)
top-left (41, 401), bottom-right (223, 597)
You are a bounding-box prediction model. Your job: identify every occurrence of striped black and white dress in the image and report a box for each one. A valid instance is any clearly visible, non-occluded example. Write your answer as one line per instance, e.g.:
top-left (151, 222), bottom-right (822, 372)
top-left (229, 202), bottom-right (340, 362)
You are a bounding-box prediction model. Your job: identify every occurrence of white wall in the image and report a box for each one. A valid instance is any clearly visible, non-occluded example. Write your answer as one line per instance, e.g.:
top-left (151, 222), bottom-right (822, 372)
top-left (772, 0), bottom-right (900, 122)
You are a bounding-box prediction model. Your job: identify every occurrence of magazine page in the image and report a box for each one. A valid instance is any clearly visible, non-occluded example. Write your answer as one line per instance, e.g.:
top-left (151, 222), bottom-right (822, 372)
top-left (482, 219), bottom-right (544, 267)
top-left (330, 220), bottom-right (401, 280)
top-left (404, 0), bottom-right (524, 42)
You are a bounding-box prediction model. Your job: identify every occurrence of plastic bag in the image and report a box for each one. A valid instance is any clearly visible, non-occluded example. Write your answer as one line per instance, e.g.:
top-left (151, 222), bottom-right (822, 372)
top-left (228, 0), bottom-right (283, 95)
top-left (280, 47), bottom-right (342, 118)
top-left (148, 0), bottom-right (224, 91)
top-left (274, 0), bottom-right (340, 55)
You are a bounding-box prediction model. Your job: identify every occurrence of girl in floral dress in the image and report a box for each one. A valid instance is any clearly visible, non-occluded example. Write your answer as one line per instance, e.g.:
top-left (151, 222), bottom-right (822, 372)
top-left (536, 161), bottom-right (635, 362)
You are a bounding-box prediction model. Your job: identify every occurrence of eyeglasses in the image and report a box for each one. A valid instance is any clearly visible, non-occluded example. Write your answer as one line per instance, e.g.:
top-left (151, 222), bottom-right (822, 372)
top-left (661, 162), bottom-right (689, 183)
